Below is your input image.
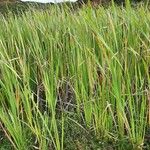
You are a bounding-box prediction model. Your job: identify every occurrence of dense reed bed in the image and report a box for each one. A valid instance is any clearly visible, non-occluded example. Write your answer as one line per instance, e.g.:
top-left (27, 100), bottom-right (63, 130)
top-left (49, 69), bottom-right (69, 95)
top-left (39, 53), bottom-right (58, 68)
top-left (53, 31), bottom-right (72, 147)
top-left (0, 3), bottom-right (150, 149)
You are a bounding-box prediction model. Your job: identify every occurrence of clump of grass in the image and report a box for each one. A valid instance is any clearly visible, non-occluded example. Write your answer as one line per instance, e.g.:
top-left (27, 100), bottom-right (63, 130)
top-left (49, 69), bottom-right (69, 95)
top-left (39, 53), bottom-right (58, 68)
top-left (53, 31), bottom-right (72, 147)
top-left (0, 2), bottom-right (150, 149)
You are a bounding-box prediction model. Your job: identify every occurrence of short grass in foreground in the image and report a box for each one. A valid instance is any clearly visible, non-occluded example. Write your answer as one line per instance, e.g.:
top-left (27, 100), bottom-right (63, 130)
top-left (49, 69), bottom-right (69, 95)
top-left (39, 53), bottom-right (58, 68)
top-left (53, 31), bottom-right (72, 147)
top-left (0, 3), bottom-right (150, 150)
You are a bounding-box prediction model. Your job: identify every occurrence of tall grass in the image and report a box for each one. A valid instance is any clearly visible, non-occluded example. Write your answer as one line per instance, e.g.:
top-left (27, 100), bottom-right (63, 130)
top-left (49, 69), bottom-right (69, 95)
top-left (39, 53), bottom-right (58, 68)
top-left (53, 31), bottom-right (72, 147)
top-left (0, 3), bottom-right (150, 149)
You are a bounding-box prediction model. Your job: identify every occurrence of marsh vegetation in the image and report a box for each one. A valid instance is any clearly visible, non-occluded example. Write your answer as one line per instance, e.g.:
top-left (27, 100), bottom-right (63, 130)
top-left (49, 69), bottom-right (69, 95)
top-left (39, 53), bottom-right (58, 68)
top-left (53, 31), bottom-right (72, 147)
top-left (0, 1), bottom-right (150, 149)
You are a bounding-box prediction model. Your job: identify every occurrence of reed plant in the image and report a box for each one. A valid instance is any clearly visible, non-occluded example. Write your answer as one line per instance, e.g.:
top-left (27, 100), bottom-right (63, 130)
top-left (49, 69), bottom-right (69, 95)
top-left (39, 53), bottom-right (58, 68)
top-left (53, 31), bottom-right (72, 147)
top-left (0, 2), bottom-right (150, 149)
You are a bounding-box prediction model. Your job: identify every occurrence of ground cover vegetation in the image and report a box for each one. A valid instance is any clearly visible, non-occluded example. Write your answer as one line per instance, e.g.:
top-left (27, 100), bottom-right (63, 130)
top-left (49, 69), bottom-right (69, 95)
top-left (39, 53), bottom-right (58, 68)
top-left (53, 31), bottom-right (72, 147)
top-left (0, 0), bottom-right (150, 149)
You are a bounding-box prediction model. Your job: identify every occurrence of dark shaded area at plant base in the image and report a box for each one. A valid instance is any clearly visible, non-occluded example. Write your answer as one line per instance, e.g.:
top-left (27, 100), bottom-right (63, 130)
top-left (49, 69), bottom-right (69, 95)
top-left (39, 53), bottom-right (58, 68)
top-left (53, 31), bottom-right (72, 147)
top-left (0, 118), bottom-right (138, 150)
top-left (144, 127), bottom-right (150, 149)
top-left (0, 115), bottom-right (150, 149)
